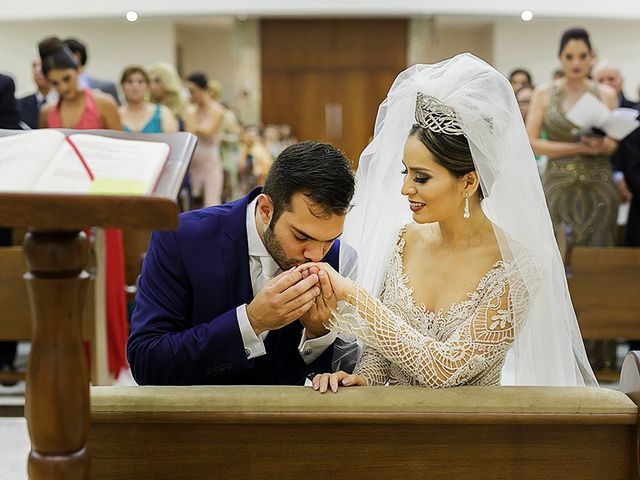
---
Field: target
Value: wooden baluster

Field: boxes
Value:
[23,230,90,479]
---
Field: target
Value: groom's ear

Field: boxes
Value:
[256,194,274,226]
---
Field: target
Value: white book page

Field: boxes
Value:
[0,130,65,191]
[34,134,170,194]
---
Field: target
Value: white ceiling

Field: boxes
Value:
[2,0,640,22]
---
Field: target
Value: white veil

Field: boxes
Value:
[339,53,597,386]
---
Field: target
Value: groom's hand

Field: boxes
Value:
[246,269,321,335]
[299,266,335,339]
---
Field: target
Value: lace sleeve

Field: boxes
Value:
[353,346,390,386]
[330,271,527,388]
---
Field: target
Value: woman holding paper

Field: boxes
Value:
[37,36,129,381]
[526,27,619,248]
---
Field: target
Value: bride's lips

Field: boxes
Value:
[409,201,425,212]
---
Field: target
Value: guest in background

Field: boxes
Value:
[278,123,297,149]
[593,62,640,109]
[16,58,57,129]
[63,37,120,104]
[148,62,191,210]
[264,124,286,159]
[38,36,127,380]
[218,101,243,202]
[526,27,619,371]
[0,72,20,382]
[0,73,20,129]
[594,61,637,206]
[509,68,533,92]
[238,125,273,192]
[516,86,533,121]
[148,62,186,127]
[184,72,224,207]
[208,78,223,103]
[39,38,120,130]
[527,27,618,247]
[613,125,640,246]
[119,66,177,134]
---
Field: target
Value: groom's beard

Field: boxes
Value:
[263,225,305,271]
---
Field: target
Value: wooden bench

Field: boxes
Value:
[88,352,640,480]
[0,237,109,385]
[568,247,640,340]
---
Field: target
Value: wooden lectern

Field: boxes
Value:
[0,129,196,479]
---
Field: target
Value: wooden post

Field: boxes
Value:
[24,230,90,479]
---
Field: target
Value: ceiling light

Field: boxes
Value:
[126,11,139,22]
[520,10,534,22]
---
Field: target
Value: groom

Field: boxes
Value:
[128,141,357,385]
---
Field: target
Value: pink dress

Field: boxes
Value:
[48,89,129,379]
[189,106,223,206]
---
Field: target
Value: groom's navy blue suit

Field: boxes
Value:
[128,188,343,385]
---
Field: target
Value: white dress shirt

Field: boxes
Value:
[235,197,336,364]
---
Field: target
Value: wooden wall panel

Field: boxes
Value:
[261,19,407,165]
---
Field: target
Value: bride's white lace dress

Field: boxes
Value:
[330,226,533,388]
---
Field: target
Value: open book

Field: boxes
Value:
[566,92,640,141]
[0,129,170,195]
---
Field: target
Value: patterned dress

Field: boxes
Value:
[329,226,532,388]
[542,85,619,246]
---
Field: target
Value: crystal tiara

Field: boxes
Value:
[415,92,465,136]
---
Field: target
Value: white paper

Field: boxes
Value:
[566,92,640,140]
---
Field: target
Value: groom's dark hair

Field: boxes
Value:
[263,141,355,224]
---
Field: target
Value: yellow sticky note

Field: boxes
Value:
[89,179,147,195]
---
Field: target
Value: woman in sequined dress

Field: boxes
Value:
[527,28,619,246]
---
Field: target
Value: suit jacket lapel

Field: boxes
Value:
[221,188,263,307]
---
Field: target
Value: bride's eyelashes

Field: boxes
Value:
[401,168,430,184]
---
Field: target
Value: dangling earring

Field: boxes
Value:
[463,193,470,219]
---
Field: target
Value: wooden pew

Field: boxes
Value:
[568,247,640,340]
[89,355,640,480]
[0,242,109,385]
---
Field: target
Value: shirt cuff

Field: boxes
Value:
[236,304,267,359]
[298,328,337,365]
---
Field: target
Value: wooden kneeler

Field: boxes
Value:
[0,243,109,385]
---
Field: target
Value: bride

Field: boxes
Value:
[304,53,596,392]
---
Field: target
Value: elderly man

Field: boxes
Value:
[594,62,640,246]
[593,62,639,109]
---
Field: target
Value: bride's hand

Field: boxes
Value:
[312,371,367,393]
[297,262,355,302]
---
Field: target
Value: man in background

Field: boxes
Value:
[594,62,639,109]
[16,58,57,129]
[594,61,639,245]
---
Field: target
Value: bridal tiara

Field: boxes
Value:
[415,92,465,136]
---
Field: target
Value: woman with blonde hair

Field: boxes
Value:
[148,62,186,122]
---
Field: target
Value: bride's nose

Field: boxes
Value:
[401,177,416,196]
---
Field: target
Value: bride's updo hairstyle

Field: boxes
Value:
[408,124,483,199]
[38,36,78,76]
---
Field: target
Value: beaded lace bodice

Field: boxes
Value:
[329,226,532,388]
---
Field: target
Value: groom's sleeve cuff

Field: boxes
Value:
[236,305,267,359]
[298,329,337,364]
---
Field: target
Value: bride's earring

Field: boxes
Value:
[463,193,470,219]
